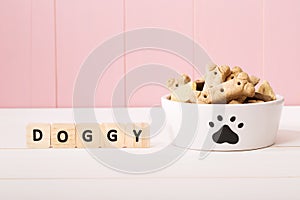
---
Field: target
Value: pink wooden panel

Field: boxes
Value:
[125,0,194,107]
[31,0,56,107]
[55,0,124,107]
[0,0,32,107]
[195,0,263,79]
[264,0,300,105]
[125,50,193,107]
[128,83,168,107]
[95,58,125,107]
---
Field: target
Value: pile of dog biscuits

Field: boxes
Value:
[166,64,276,104]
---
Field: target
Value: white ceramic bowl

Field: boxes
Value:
[161,95,284,151]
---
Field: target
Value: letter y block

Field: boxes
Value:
[125,123,150,148]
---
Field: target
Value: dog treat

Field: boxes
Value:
[170,84,194,102]
[166,74,191,91]
[236,96,247,103]
[251,92,273,102]
[226,66,260,86]
[167,74,199,103]
[187,91,201,103]
[229,100,242,104]
[249,75,260,86]
[203,64,231,90]
[198,72,255,104]
[226,66,243,81]
[166,64,276,104]
[191,78,205,91]
[257,80,276,100]
[246,99,265,103]
[227,68,259,103]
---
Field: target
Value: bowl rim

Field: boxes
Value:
[161,94,284,107]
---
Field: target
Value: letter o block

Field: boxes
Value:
[51,124,76,148]
[26,123,51,148]
[76,123,102,148]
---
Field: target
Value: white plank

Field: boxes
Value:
[279,106,300,130]
[274,129,300,147]
[0,178,299,200]
[0,147,300,179]
[275,106,300,147]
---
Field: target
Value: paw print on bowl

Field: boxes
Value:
[209,115,244,145]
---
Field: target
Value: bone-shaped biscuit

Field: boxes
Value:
[170,84,197,102]
[167,74,199,103]
[198,72,255,104]
[226,66,260,86]
[203,64,231,91]
[186,91,201,103]
[257,81,276,100]
[226,66,243,81]
[166,74,191,91]
[249,75,260,86]
[227,69,260,103]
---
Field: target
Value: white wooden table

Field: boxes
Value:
[0,107,299,200]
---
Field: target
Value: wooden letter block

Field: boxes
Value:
[76,123,102,148]
[51,124,76,148]
[124,123,135,148]
[100,123,125,148]
[26,123,51,148]
[125,123,150,148]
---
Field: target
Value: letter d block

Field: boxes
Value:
[26,123,51,148]
[76,123,102,148]
[51,124,76,148]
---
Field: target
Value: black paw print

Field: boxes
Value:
[209,115,244,144]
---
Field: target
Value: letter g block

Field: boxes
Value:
[100,123,125,148]
[75,123,102,148]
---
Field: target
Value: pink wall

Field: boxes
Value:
[0,0,299,107]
